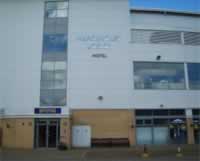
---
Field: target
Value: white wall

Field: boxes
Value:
[130,12,200,109]
[68,0,132,109]
[0,0,44,116]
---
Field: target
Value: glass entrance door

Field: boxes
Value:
[48,120,59,148]
[35,119,60,148]
[38,123,47,147]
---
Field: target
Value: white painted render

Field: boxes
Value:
[0,0,199,117]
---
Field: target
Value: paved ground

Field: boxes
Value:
[0,145,199,161]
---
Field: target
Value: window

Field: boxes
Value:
[136,110,153,116]
[40,61,66,106]
[187,63,200,90]
[43,34,67,53]
[40,89,66,106]
[45,1,68,18]
[192,109,200,116]
[41,61,66,90]
[40,1,68,106]
[134,62,186,90]
[169,109,185,116]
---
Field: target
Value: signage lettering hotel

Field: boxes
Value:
[77,34,120,49]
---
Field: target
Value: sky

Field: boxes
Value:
[130,0,200,12]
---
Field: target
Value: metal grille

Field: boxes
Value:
[184,32,200,46]
[131,29,182,44]
[131,29,200,46]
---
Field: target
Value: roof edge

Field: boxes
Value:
[130,7,200,17]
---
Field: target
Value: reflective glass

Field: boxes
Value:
[55,61,66,70]
[134,62,185,90]
[54,80,66,89]
[188,63,200,90]
[136,127,152,145]
[42,62,54,71]
[46,1,68,18]
[41,81,54,89]
[41,71,54,80]
[153,127,169,145]
[40,89,66,106]
[57,10,67,17]
[46,2,68,10]
[55,71,66,80]
[43,34,67,53]
[46,10,57,18]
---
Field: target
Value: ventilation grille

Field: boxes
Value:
[150,31,182,44]
[131,29,200,46]
[184,32,200,46]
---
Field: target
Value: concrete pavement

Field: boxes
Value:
[0,145,199,161]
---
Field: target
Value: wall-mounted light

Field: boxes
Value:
[160,104,164,108]
[97,96,104,101]
[156,55,161,61]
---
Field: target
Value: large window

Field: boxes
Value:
[45,1,68,18]
[40,1,68,106]
[43,34,67,53]
[187,63,200,90]
[134,62,186,90]
[41,61,66,90]
[136,109,187,145]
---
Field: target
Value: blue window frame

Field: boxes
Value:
[188,63,200,90]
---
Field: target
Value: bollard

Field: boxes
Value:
[176,146,183,157]
[142,144,149,158]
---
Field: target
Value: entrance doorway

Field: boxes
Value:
[35,119,60,148]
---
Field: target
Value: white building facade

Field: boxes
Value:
[0,0,199,149]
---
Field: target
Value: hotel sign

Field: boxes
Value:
[77,34,120,49]
[34,108,61,114]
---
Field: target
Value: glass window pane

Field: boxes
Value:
[55,61,66,70]
[134,62,185,90]
[57,10,67,18]
[136,110,153,116]
[43,34,67,53]
[153,110,169,116]
[46,2,68,10]
[54,80,66,89]
[40,89,66,106]
[40,90,54,106]
[57,2,68,9]
[46,2,57,10]
[193,109,200,116]
[46,10,57,18]
[53,89,66,106]
[136,127,152,145]
[144,119,152,125]
[188,63,200,90]
[41,71,54,80]
[169,110,185,116]
[55,71,66,80]
[41,80,54,89]
[55,19,68,34]
[153,119,169,125]
[153,127,169,145]
[42,62,54,71]
[136,120,143,125]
